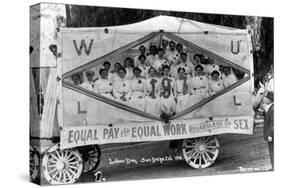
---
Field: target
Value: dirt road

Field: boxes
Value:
[78,126,272,183]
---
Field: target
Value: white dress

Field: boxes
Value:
[175,78,192,113]
[94,78,114,99]
[208,79,224,95]
[222,74,237,88]
[113,78,132,104]
[147,54,158,67]
[205,64,220,76]
[159,76,176,115]
[108,72,120,83]
[134,54,147,67]
[144,77,161,116]
[125,68,134,80]
[181,62,194,75]
[192,63,207,76]
[80,81,95,92]
[173,61,194,78]
[153,56,169,72]
[190,75,209,105]
[170,63,179,78]
[128,77,146,111]
[138,65,150,79]
[165,49,179,65]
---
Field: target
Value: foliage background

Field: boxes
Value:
[65,5,273,88]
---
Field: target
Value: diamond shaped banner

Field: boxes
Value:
[62,31,250,122]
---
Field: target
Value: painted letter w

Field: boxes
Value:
[73,39,93,56]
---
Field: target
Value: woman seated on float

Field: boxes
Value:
[124,57,134,80]
[175,67,192,113]
[108,62,122,82]
[144,67,161,116]
[134,45,147,67]
[173,52,194,79]
[190,64,209,105]
[165,41,178,65]
[208,70,224,96]
[137,54,150,79]
[222,66,238,88]
[147,45,159,67]
[192,53,206,76]
[94,68,115,99]
[204,58,220,78]
[80,70,96,92]
[153,48,169,73]
[113,67,132,104]
[71,73,83,86]
[128,67,146,111]
[159,65,177,117]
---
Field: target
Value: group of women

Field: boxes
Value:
[72,40,238,117]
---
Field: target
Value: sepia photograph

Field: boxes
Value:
[29,2,274,185]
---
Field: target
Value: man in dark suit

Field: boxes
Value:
[262,91,274,169]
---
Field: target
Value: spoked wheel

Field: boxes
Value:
[182,136,220,169]
[79,145,101,173]
[42,146,83,185]
[30,145,40,181]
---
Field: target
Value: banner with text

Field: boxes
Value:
[60,116,253,149]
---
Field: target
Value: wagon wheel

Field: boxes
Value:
[30,145,40,181]
[79,145,101,173]
[42,147,83,185]
[182,136,219,169]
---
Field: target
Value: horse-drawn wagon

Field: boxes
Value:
[30,4,254,185]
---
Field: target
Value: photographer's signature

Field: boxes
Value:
[238,166,260,173]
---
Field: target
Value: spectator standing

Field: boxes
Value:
[262,91,274,170]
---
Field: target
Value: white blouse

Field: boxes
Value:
[80,81,95,92]
[208,79,224,95]
[222,74,237,88]
[113,78,132,99]
[94,78,113,95]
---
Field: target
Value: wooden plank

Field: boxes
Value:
[38,40,63,138]
[50,48,63,137]
[37,68,50,97]
[52,103,60,137]
[30,69,40,137]
[40,67,59,138]
[56,33,64,134]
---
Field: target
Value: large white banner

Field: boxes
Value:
[60,116,253,149]
[59,19,254,149]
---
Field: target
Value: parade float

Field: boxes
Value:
[30,3,254,185]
